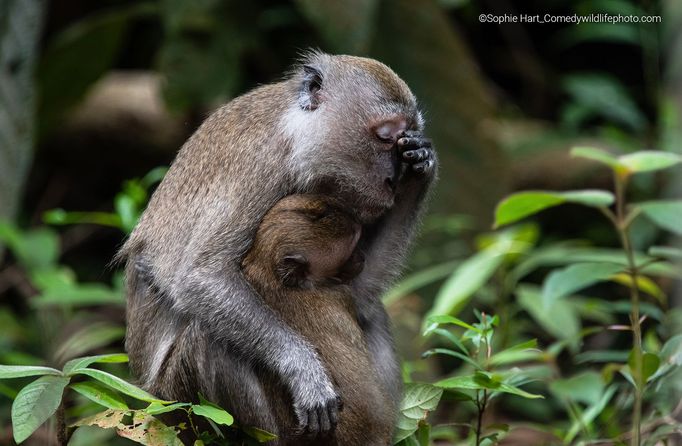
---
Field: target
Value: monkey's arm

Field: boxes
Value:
[176,267,341,432]
[354,130,436,296]
[352,131,437,401]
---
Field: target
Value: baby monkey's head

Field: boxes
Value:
[243,195,364,289]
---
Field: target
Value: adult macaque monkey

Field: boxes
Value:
[120,51,437,439]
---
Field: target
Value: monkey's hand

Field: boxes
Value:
[292,376,342,436]
[397,130,436,176]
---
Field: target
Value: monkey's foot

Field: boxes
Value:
[397,130,435,175]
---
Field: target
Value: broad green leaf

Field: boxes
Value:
[494,190,614,228]
[435,373,543,399]
[649,246,682,262]
[618,151,682,174]
[71,368,169,403]
[489,339,542,366]
[63,354,128,376]
[642,353,661,383]
[192,394,233,426]
[393,383,442,443]
[629,350,660,387]
[54,324,125,364]
[12,375,70,443]
[426,248,505,321]
[145,402,190,415]
[549,371,604,406]
[638,200,682,236]
[610,273,666,304]
[542,262,623,306]
[565,386,617,443]
[33,283,123,307]
[517,285,580,343]
[571,146,620,169]
[383,260,460,305]
[12,228,60,270]
[71,381,128,410]
[0,365,62,379]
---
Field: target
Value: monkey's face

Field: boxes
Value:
[246,195,364,289]
[286,53,424,223]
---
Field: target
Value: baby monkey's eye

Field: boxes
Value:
[300,203,329,221]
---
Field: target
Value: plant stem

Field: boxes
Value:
[613,174,643,446]
[56,398,67,446]
[474,390,488,446]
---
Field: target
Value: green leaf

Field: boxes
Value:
[42,209,122,228]
[63,354,128,376]
[610,273,666,304]
[33,283,123,307]
[71,368,169,403]
[435,373,543,399]
[0,365,62,379]
[144,402,190,415]
[542,262,624,306]
[571,146,620,169]
[393,383,442,443]
[618,151,682,174]
[549,371,604,406]
[192,394,233,426]
[383,260,460,305]
[649,246,682,262]
[517,285,580,343]
[54,324,125,364]
[489,339,542,366]
[424,315,479,334]
[565,386,617,443]
[638,200,682,236]
[12,228,60,270]
[426,248,505,320]
[12,375,70,443]
[494,190,614,228]
[71,381,128,410]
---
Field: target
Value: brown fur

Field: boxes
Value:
[241,195,394,445]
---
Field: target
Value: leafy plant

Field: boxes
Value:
[0,354,247,445]
[494,147,682,445]
[395,312,544,446]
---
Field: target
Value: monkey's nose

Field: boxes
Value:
[373,117,407,146]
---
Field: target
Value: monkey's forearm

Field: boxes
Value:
[172,269,333,393]
[355,175,434,296]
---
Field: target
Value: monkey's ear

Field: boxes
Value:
[299,65,323,111]
[276,254,310,288]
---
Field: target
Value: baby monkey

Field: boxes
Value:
[241,194,395,446]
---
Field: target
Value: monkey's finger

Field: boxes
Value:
[402,148,431,163]
[296,409,309,432]
[398,136,432,149]
[329,404,339,427]
[412,159,435,174]
[402,129,423,138]
[318,405,331,433]
[307,409,320,434]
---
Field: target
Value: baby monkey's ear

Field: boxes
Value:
[277,254,310,288]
